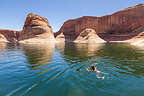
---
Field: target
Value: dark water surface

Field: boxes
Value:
[0,42,144,96]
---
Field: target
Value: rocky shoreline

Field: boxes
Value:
[1,4,144,45]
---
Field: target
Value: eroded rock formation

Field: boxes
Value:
[1,4,144,44]
[74,28,106,43]
[0,13,56,43]
[18,13,56,42]
[55,4,144,42]
[0,34,7,42]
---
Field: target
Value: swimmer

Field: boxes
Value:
[87,65,101,73]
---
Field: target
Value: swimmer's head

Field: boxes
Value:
[89,66,95,71]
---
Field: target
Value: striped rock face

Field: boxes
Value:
[0,29,19,42]
[55,4,144,42]
[18,13,56,42]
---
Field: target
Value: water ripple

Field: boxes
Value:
[1,43,144,96]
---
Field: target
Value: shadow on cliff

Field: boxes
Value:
[97,26,144,42]
[97,32,142,42]
[54,31,79,42]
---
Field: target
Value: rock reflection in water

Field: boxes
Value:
[0,43,7,51]
[22,43,55,74]
[56,43,144,78]
[56,43,104,63]
[56,43,106,79]
[0,43,19,51]
[95,43,144,78]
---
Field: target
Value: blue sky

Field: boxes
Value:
[0,0,144,32]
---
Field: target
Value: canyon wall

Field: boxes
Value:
[0,29,20,42]
[56,4,144,42]
[1,4,144,43]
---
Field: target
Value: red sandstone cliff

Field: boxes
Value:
[0,29,20,42]
[1,4,144,43]
[55,4,144,42]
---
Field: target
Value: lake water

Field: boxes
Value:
[0,42,144,96]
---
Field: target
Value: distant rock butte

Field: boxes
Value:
[55,4,144,42]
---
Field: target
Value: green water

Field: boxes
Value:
[0,42,144,96]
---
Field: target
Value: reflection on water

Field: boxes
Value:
[1,43,144,96]
[56,43,144,78]
[95,44,144,78]
[22,43,55,74]
[0,43,7,50]
[56,43,106,79]
[56,43,103,63]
